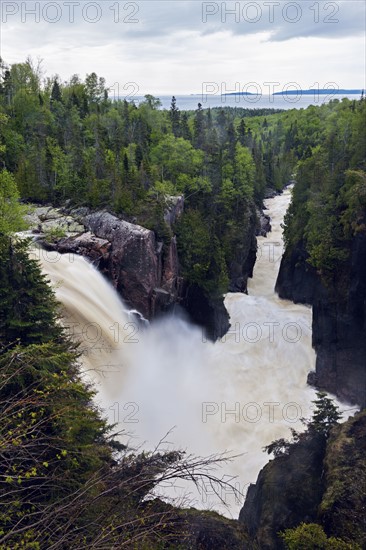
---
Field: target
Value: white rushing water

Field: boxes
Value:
[35,187,354,517]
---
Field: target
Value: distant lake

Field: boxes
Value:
[129,93,362,111]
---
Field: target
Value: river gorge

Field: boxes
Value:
[35,187,355,519]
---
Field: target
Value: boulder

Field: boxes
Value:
[43,232,111,264]
[23,205,85,236]
[38,207,63,221]
[256,209,272,237]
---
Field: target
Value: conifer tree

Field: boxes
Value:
[194,103,205,149]
[169,95,181,137]
[50,79,63,104]
[237,118,247,146]
[181,112,191,141]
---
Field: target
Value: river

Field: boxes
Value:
[36,187,353,517]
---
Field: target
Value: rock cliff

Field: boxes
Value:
[228,206,258,293]
[239,410,366,549]
[32,200,258,340]
[44,211,182,320]
[239,432,326,549]
[276,232,366,408]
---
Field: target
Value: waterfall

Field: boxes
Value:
[36,187,355,517]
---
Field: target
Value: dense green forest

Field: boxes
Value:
[1,57,365,548]
[282,97,366,280]
[2,57,364,297]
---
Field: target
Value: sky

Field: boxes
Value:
[1,0,365,95]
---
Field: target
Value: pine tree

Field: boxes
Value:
[194,103,205,149]
[309,391,342,437]
[0,69,13,106]
[181,112,191,141]
[0,169,26,235]
[237,118,247,146]
[227,121,237,162]
[217,109,228,145]
[169,95,181,137]
[0,237,62,347]
[50,79,63,104]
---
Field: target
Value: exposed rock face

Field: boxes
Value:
[174,509,250,549]
[239,411,366,549]
[228,206,258,293]
[164,195,184,227]
[83,212,181,319]
[182,284,230,341]
[24,205,85,235]
[37,208,182,321]
[239,433,326,549]
[264,188,278,199]
[256,208,272,237]
[320,410,366,546]
[44,232,111,263]
[276,234,366,408]
[32,197,258,341]
[275,240,319,304]
[144,500,250,549]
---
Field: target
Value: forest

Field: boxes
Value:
[0,57,365,549]
[1,58,364,298]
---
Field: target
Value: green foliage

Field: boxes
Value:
[2,56,364,320]
[281,523,361,550]
[1,56,308,303]
[176,209,228,295]
[0,170,27,235]
[150,134,203,189]
[264,392,341,456]
[281,99,366,280]
[263,428,300,457]
[0,237,62,346]
[0,236,111,546]
[309,391,342,437]
[340,170,366,236]
[234,143,255,199]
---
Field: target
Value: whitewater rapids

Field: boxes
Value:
[35,187,354,517]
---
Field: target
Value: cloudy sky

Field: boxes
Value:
[1,0,365,95]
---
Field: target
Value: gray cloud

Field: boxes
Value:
[2,1,364,47]
[1,0,364,92]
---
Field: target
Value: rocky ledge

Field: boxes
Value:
[36,208,182,321]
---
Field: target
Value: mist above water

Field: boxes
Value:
[37,188,353,517]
